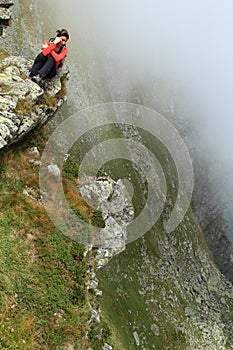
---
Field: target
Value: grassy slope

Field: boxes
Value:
[0,126,110,350]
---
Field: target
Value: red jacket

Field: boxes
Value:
[41,40,68,67]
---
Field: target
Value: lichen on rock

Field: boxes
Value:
[0,7,11,21]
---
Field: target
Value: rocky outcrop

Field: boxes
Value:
[0,52,68,150]
[79,175,134,347]
[79,175,134,267]
[0,0,13,36]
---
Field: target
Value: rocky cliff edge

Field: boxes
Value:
[0,49,69,150]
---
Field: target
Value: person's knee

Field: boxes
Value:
[38,53,47,61]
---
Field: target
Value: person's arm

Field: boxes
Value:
[50,47,68,64]
[41,40,56,56]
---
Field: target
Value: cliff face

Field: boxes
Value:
[191,161,233,283]
[0,51,69,150]
[97,177,233,350]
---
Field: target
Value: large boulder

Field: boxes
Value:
[0,51,69,149]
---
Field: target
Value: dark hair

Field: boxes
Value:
[56,28,69,40]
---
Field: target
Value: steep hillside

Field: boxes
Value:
[95,131,233,350]
[1,121,232,350]
[0,126,111,350]
[98,212,233,349]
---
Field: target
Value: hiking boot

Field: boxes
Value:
[31,74,42,85]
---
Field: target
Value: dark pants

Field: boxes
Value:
[30,53,57,79]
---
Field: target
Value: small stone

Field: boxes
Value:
[47,164,61,178]
[33,160,41,166]
[95,289,103,296]
[88,279,98,290]
[0,7,11,20]
[133,331,140,346]
[151,323,160,336]
[90,308,100,323]
[22,189,29,196]
[28,146,40,156]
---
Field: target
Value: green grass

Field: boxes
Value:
[0,126,111,349]
[97,224,192,350]
[0,228,87,348]
[0,48,10,61]
[0,185,89,349]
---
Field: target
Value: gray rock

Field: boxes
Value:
[47,164,61,178]
[95,289,103,296]
[89,307,100,323]
[22,186,42,202]
[79,176,134,268]
[151,323,160,336]
[0,7,11,20]
[34,160,41,166]
[88,279,98,290]
[133,331,140,346]
[28,146,40,157]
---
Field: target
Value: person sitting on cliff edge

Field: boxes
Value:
[29,28,69,84]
